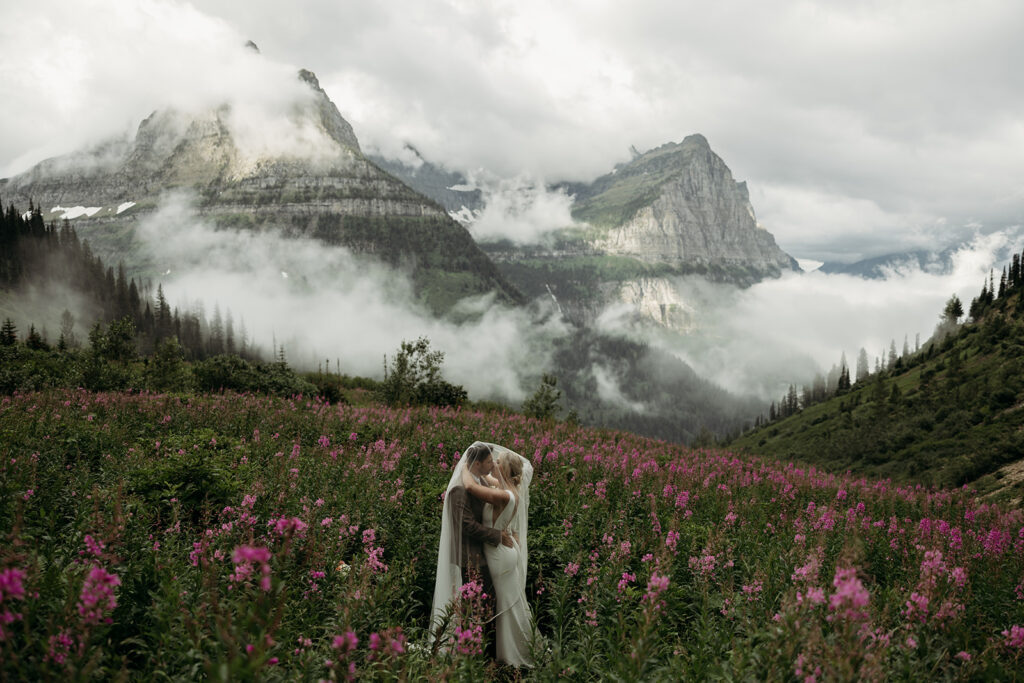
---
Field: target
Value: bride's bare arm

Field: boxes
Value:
[461,468,511,506]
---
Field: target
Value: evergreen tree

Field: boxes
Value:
[888,340,898,369]
[25,324,47,350]
[943,294,964,323]
[155,284,172,341]
[522,373,562,420]
[59,309,77,349]
[225,309,236,355]
[0,318,17,346]
[837,364,851,393]
[856,348,870,383]
[208,303,225,356]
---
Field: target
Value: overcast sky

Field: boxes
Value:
[2,0,1022,263]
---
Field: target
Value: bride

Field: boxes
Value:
[431,442,535,667]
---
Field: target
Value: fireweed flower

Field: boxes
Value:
[666,530,680,554]
[231,545,272,591]
[46,630,74,665]
[454,625,483,655]
[0,567,26,602]
[1002,624,1024,649]
[78,565,121,625]
[332,630,359,651]
[827,567,870,622]
[459,580,483,601]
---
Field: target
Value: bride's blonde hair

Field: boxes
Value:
[499,452,523,487]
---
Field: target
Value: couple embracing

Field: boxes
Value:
[430,442,535,667]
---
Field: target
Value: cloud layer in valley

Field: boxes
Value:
[134,192,566,402]
[617,230,1023,403]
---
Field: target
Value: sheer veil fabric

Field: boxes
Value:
[430,441,533,640]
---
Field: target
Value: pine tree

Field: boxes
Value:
[837,364,851,393]
[208,303,225,356]
[856,348,870,383]
[155,284,172,341]
[59,309,77,349]
[25,324,47,350]
[0,318,17,346]
[225,309,236,355]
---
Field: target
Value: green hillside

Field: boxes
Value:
[731,283,1024,501]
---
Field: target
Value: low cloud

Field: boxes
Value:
[466,175,576,244]
[592,364,645,412]
[633,230,1021,403]
[136,192,567,402]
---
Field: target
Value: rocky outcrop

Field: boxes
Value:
[571,135,797,279]
[611,277,699,331]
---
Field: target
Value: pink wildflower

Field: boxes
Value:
[78,565,120,625]
[827,567,870,622]
[0,568,26,602]
[332,630,359,651]
[1002,624,1024,649]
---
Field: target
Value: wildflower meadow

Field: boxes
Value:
[1,387,1023,680]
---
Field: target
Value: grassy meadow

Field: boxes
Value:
[1,387,1023,680]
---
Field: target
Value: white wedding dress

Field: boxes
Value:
[483,491,534,667]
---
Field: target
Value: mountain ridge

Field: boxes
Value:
[1,70,520,312]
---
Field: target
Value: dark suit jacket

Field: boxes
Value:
[448,485,501,570]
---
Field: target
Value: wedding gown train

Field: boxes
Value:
[483,491,534,667]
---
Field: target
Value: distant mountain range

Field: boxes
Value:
[820,227,1024,279]
[0,70,519,313]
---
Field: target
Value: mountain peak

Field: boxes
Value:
[298,68,322,91]
[681,133,709,148]
[569,135,797,280]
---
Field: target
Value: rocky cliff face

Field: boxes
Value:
[571,135,796,277]
[0,70,519,311]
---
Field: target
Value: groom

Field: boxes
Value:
[448,442,513,658]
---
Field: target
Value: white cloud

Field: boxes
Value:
[646,230,1019,401]
[135,192,567,402]
[467,175,576,243]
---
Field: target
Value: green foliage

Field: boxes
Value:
[90,316,138,362]
[193,354,317,397]
[733,312,1024,495]
[522,373,562,421]
[379,337,466,407]
[1,317,18,345]
[145,337,192,392]
[127,432,241,525]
